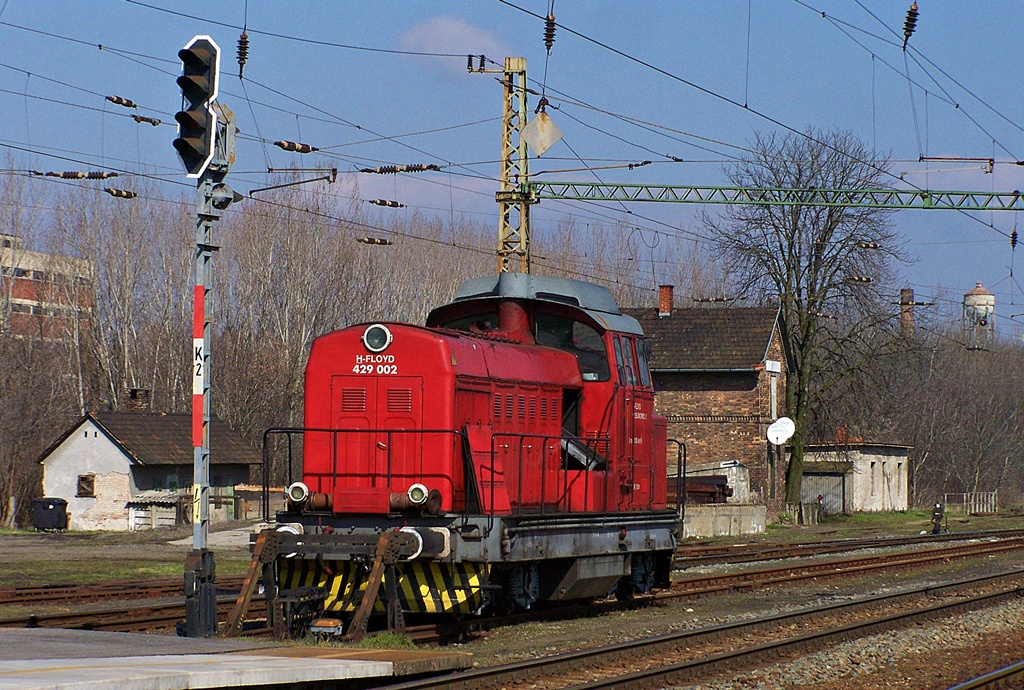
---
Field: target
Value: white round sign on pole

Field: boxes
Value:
[767,417,795,445]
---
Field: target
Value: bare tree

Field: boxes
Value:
[704,129,905,506]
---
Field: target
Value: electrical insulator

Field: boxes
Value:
[104,188,137,199]
[857,242,880,249]
[902,2,918,51]
[466,55,474,72]
[478,55,486,71]
[132,115,161,126]
[46,171,118,179]
[237,30,249,78]
[106,95,137,109]
[357,237,393,245]
[368,199,405,207]
[851,276,873,283]
[274,140,318,154]
[544,13,556,53]
[359,164,440,174]
[1012,229,1018,249]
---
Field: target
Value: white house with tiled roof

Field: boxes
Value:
[38,412,259,530]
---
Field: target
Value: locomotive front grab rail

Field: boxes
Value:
[261,427,652,521]
[261,427,467,522]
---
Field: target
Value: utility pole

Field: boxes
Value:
[174,35,241,638]
[471,57,532,273]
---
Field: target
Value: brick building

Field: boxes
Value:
[0,233,93,338]
[624,286,789,507]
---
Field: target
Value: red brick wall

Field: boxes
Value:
[652,323,788,510]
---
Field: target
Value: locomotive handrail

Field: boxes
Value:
[261,426,655,522]
[491,431,612,517]
[260,427,467,522]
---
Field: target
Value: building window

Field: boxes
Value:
[870,462,877,496]
[76,474,96,497]
[152,477,162,491]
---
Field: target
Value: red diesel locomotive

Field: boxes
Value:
[264,273,679,632]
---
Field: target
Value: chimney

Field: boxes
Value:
[899,288,915,340]
[124,388,152,412]
[658,285,674,317]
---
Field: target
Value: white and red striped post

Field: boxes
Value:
[186,175,218,637]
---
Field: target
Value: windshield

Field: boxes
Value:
[535,313,610,382]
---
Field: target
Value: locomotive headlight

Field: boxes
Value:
[362,324,393,353]
[407,483,429,505]
[286,482,309,505]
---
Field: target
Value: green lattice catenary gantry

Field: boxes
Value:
[527,182,1024,211]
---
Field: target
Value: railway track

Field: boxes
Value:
[0,575,247,605]
[0,595,262,633]
[3,528,1015,609]
[950,659,1024,689]
[394,533,1024,644]
[673,527,1024,567]
[4,531,1023,638]
[378,568,1024,689]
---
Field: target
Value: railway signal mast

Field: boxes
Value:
[173,35,241,638]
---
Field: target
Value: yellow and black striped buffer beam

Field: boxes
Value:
[278,559,488,614]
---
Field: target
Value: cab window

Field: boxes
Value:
[612,337,625,383]
[637,339,652,387]
[618,336,638,385]
[535,312,610,381]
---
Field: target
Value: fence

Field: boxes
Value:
[943,491,998,515]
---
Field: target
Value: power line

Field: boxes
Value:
[123,0,503,64]
[495,0,1013,242]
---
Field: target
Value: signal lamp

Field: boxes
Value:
[286,482,309,505]
[173,36,220,178]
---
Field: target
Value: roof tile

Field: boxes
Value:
[622,307,779,370]
[92,412,260,466]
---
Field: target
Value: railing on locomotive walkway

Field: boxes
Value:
[259,427,618,522]
[260,427,465,522]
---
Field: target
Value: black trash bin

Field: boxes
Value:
[32,497,68,531]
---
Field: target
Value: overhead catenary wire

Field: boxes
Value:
[498,1,1014,240]
[122,0,503,65]
[4,0,1019,268]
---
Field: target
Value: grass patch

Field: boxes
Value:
[0,558,253,587]
[352,632,418,650]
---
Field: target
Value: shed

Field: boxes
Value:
[800,443,911,514]
[38,412,260,531]
[127,490,184,530]
[801,461,854,515]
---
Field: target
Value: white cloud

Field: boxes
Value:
[400,16,509,77]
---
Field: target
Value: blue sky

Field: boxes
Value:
[2,1,1023,337]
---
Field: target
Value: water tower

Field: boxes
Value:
[963,282,995,342]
